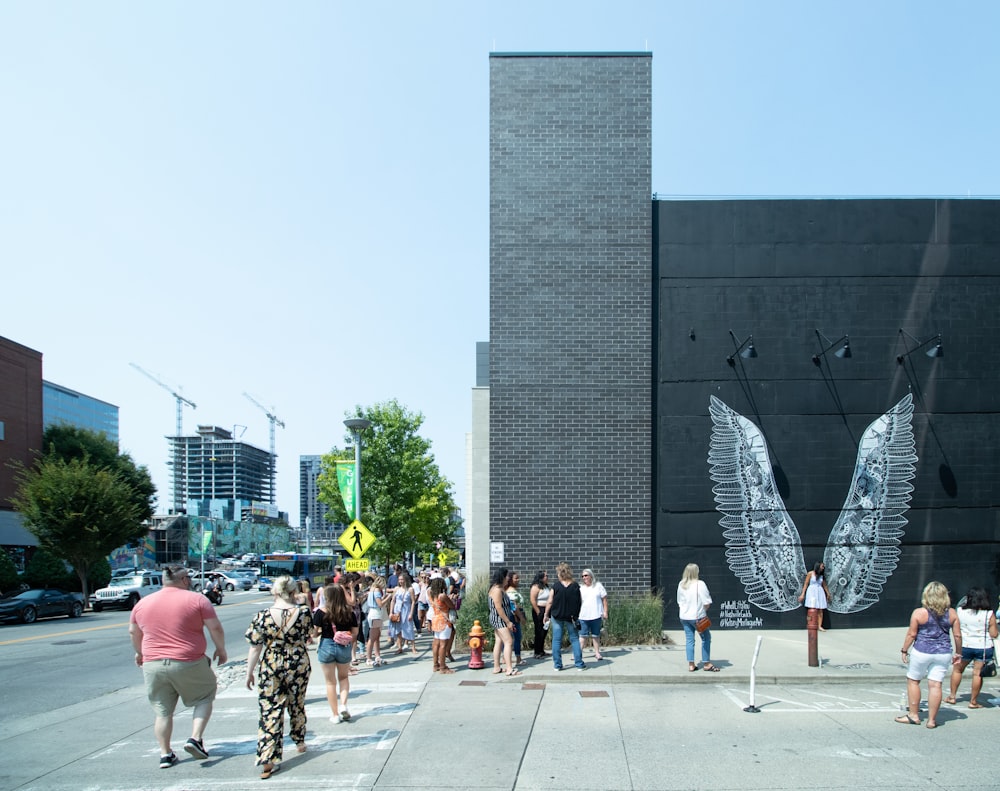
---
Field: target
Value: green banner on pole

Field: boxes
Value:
[202,530,213,552]
[336,461,355,521]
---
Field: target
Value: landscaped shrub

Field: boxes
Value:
[453,577,664,650]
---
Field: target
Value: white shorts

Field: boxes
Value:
[907,648,951,683]
[434,626,452,640]
[367,609,385,625]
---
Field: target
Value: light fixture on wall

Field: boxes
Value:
[896,330,943,364]
[726,330,757,367]
[811,330,852,366]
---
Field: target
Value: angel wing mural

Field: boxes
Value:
[708,395,916,614]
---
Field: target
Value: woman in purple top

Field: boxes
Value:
[896,581,960,729]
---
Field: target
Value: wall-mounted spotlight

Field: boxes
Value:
[896,329,943,364]
[726,330,757,367]
[811,330,852,366]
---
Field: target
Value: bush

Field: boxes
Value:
[23,548,75,590]
[454,578,664,650]
[454,575,492,649]
[603,590,664,645]
[0,550,19,593]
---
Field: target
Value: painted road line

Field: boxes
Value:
[719,685,902,712]
[0,621,127,645]
[0,597,261,646]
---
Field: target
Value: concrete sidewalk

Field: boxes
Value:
[5,625,928,791]
[604,625,906,683]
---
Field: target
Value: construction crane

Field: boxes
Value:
[129,362,197,436]
[243,392,285,504]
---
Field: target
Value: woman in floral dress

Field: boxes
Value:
[245,575,313,779]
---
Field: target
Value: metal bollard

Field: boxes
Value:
[806,607,820,667]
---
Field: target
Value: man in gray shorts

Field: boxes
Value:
[129,565,228,769]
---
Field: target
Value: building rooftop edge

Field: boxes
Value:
[652,194,1000,201]
[490,51,651,58]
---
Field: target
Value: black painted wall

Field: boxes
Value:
[655,198,1000,628]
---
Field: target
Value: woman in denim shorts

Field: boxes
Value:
[312,584,359,724]
[578,568,608,661]
[946,586,999,708]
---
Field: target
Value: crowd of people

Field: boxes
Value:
[126,560,613,777]
[127,559,999,779]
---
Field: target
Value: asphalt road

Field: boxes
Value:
[0,589,268,719]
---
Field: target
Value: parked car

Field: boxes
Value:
[110,566,149,579]
[191,571,252,592]
[0,589,85,623]
[90,570,163,611]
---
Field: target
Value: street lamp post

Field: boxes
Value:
[208,438,217,574]
[305,516,311,554]
[343,418,372,522]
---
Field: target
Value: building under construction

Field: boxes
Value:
[168,425,275,515]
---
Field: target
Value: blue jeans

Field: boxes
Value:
[512,622,522,658]
[681,619,711,663]
[550,618,584,669]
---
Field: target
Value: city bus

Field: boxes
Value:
[257,553,340,591]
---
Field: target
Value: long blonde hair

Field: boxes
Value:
[680,563,700,590]
[921,581,950,616]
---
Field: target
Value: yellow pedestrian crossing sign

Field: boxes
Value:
[338,520,376,560]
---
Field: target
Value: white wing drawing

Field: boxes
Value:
[824,394,916,613]
[708,396,806,611]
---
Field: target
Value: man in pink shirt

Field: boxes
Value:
[129,564,228,769]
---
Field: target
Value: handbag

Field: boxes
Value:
[333,628,353,646]
[696,616,711,633]
[981,616,997,677]
[389,611,401,623]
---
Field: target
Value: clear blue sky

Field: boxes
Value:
[3,2,998,527]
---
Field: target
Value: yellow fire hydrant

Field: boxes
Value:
[468,619,487,669]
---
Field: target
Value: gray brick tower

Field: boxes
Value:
[488,53,652,593]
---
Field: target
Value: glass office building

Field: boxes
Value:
[42,381,119,445]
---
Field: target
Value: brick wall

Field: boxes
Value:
[0,337,43,510]
[489,53,652,593]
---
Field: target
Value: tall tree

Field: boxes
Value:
[318,400,459,567]
[41,425,155,523]
[11,427,155,601]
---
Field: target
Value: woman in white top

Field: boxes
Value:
[946,586,998,708]
[529,570,551,659]
[363,576,392,666]
[797,561,832,631]
[578,568,609,660]
[677,563,718,672]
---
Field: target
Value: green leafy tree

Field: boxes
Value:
[41,425,156,523]
[318,400,460,567]
[88,557,112,592]
[0,551,19,593]
[11,457,148,601]
[23,547,74,590]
